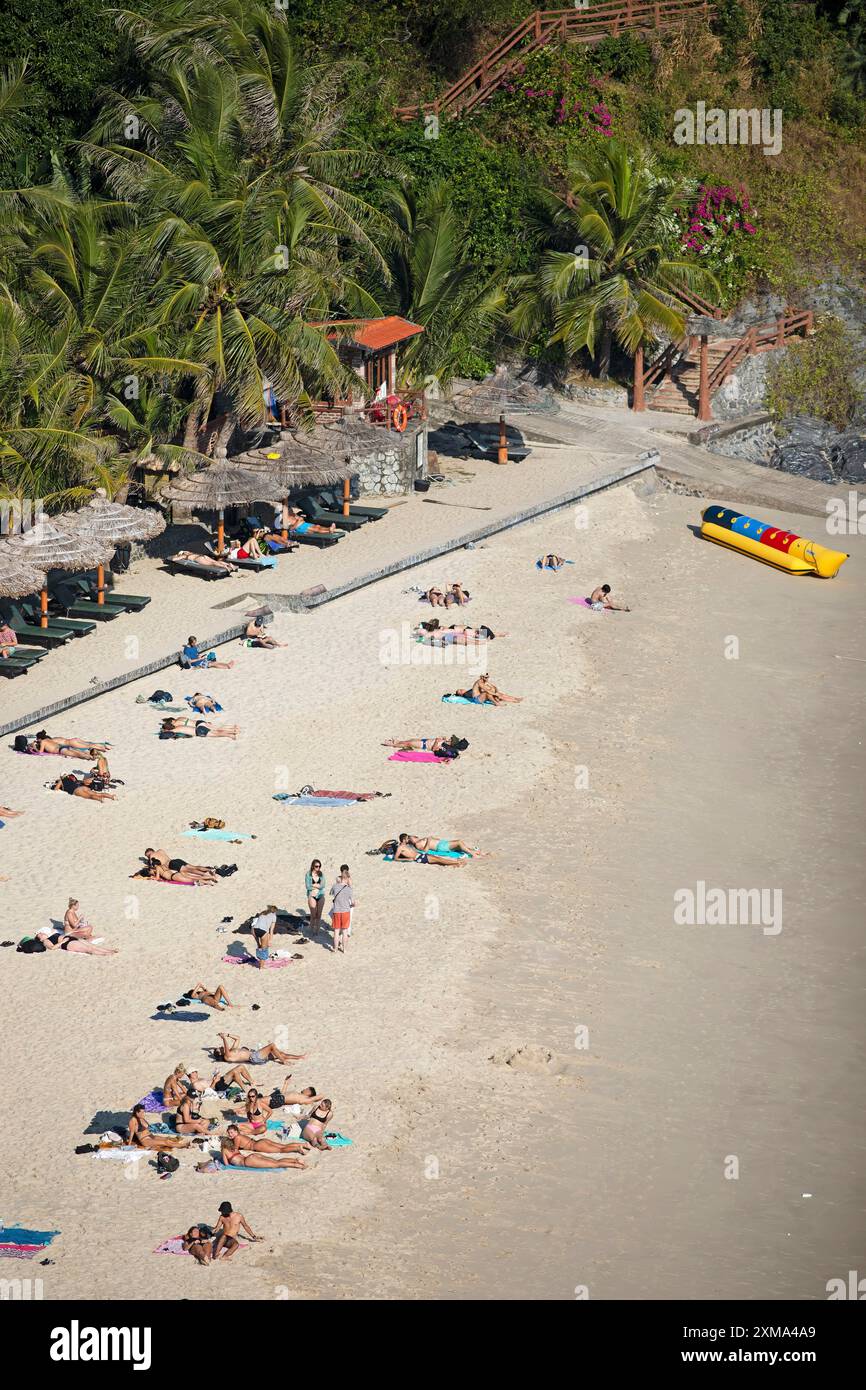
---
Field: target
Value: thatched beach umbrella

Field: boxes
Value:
[162,454,279,555]
[68,495,166,603]
[0,548,46,601]
[234,431,353,533]
[5,516,114,626]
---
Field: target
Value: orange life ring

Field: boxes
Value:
[391,403,409,433]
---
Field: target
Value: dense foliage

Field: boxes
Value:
[766,316,865,431]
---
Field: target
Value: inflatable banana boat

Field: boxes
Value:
[700,505,848,578]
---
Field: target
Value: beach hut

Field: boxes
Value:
[4,516,115,627]
[67,494,166,603]
[161,452,280,555]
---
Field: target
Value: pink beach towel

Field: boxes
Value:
[388,750,448,764]
[222,952,295,969]
[567,597,611,611]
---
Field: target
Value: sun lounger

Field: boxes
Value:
[0,604,74,648]
[50,582,122,620]
[17,601,95,637]
[286,528,341,548]
[204,543,275,571]
[166,556,231,580]
[320,488,387,520]
[74,576,151,610]
[0,657,33,677]
[304,497,366,531]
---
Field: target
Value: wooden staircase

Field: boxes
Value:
[647,339,738,414]
[395,1,714,122]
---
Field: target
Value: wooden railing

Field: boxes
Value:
[292,391,428,430]
[706,310,813,396]
[674,287,724,320]
[395,1,714,120]
[643,336,687,391]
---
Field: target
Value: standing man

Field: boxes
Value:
[251,904,278,969]
[329,865,355,956]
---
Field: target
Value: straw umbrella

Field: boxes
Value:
[161,452,279,555]
[4,517,115,627]
[0,549,46,602]
[233,431,353,536]
[68,495,166,604]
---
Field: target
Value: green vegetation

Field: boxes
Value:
[766,315,865,431]
[0,1,864,508]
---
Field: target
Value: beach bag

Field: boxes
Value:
[149,689,173,704]
[156,1153,180,1175]
[203,817,225,829]
[17,935,46,953]
[269,1089,286,1109]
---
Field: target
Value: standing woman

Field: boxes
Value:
[305,859,325,934]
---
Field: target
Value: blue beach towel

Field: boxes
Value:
[323,1132,353,1147]
[441,695,494,708]
[213,1162,286,1174]
[0,1226,58,1247]
[183,828,254,841]
[384,849,468,862]
[535,558,574,570]
[273,794,357,808]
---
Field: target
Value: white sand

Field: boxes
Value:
[1,481,863,1300]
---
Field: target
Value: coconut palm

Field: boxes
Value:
[84,1,398,447]
[367,182,506,390]
[511,141,720,379]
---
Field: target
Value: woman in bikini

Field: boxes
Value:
[216,1032,307,1066]
[51,773,116,802]
[127,1103,190,1151]
[287,506,337,536]
[225,1123,309,1156]
[185,982,233,1010]
[219,1133,307,1170]
[382,735,469,755]
[62,898,95,940]
[131,863,207,886]
[0,805,23,817]
[42,932,118,955]
[305,858,325,933]
[32,731,111,756]
[182,1226,213,1265]
[301,1099,334,1150]
[454,674,522,705]
[162,1064,189,1108]
[237,1089,272,1138]
[375,837,466,868]
[408,835,490,858]
[188,692,219,714]
[175,1090,212,1136]
[174,549,237,573]
[140,849,220,884]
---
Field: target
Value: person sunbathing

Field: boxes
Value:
[27,731,110,757]
[415,622,507,644]
[244,616,286,648]
[0,805,23,817]
[181,637,235,670]
[538,554,571,571]
[175,1090,212,1136]
[273,1081,327,1108]
[163,1064,190,1108]
[447,582,471,606]
[0,621,19,658]
[216,1032,306,1066]
[184,982,233,1011]
[408,834,490,858]
[228,532,268,561]
[127,1103,191,1151]
[383,735,469,754]
[160,716,240,740]
[131,862,207,885]
[286,506,338,535]
[375,837,466,867]
[237,1089,271,1137]
[62,898,95,940]
[174,550,237,574]
[182,1225,213,1265]
[218,1134,307,1170]
[50,773,115,802]
[453,674,522,705]
[225,1123,309,1157]
[188,692,219,713]
[587,583,630,611]
[142,849,222,882]
[301,1099,335,1150]
[208,1065,255,1094]
[41,932,118,955]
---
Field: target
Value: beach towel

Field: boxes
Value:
[0,1225,59,1260]
[273,794,357,808]
[441,695,494,707]
[323,1132,353,1147]
[154,1234,248,1255]
[222,952,295,969]
[211,1162,286,1174]
[567,597,611,611]
[185,695,223,712]
[91,1147,144,1165]
[183,828,253,841]
[151,1009,211,1023]
[384,848,468,862]
[388,750,448,764]
[135,1089,165,1113]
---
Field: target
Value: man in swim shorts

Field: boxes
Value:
[587,584,630,611]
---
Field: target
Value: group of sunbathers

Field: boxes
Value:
[383,735,469,758]
[446,673,522,705]
[29,897,119,954]
[170,506,344,575]
[373,833,490,866]
[131,847,238,884]
[414,620,507,644]
[422,583,470,607]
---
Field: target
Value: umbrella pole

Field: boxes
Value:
[40,586,49,629]
[217,510,225,557]
[498,414,508,465]
[343,477,350,518]
[96,562,105,605]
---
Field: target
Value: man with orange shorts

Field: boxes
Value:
[329,865,355,956]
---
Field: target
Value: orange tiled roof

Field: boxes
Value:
[310,316,424,351]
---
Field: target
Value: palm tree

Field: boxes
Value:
[368,182,506,391]
[84,1,398,447]
[512,141,719,380]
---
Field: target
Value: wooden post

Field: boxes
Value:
[342,477,351,518]
[498,415,508,464]
[40,586,49,629]
[747,327,757,355]
[697,334,711,421]
[96,562,105,605]
[534,11,542,40]
[776,313,785,347]
[633,343,645,411]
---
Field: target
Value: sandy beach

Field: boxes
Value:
[1,479,864,1301]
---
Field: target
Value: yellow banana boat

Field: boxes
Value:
[700,505,848,578]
